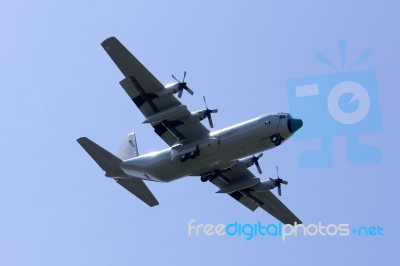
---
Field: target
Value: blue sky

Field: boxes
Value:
[1,1,398,265]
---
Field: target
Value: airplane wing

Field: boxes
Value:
[209,165,302,225]
[101,37,210,146]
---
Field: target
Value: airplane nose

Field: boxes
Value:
[287,118,303,133]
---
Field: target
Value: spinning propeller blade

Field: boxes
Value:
[274,166,288,196]
[172,71,194,98]
[251,153,263,174]
[203,96,218,128]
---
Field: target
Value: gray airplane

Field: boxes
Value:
[78,37,304,225]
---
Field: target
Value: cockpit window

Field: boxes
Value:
[278,112,290,119]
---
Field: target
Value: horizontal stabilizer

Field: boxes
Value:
[216,178,260,193]
[77,137,159,207]
[77,137,125,177]
[116,178,159,207]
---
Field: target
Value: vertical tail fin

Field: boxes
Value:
[117,132,139,160]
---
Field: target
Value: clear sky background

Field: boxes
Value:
[1,1,398,265]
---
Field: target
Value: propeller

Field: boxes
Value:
[202,96,218,128]
[251,153,263,174]
[172,71,194,98]
[274,166,288,196]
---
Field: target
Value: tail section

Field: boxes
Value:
[77,135,159,207]
[117,132,138,160]
[77,137,126,177]
[116,179,159,207]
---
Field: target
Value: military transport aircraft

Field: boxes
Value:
[78,37,304,225]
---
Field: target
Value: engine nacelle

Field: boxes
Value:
[251,179,276,192]
[170,110,208,125]
[237,156,255,168]
[156,83,181,97]
[190,110,208,122]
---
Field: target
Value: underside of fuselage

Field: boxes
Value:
[119,113,302,182]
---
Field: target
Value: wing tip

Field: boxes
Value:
[289,219,303,226]
[76,136,87,144]
[101,36,118,48]
[149,201,160,207]
[77,137,93,148]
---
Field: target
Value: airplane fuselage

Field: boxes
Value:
[120,112,302,182]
